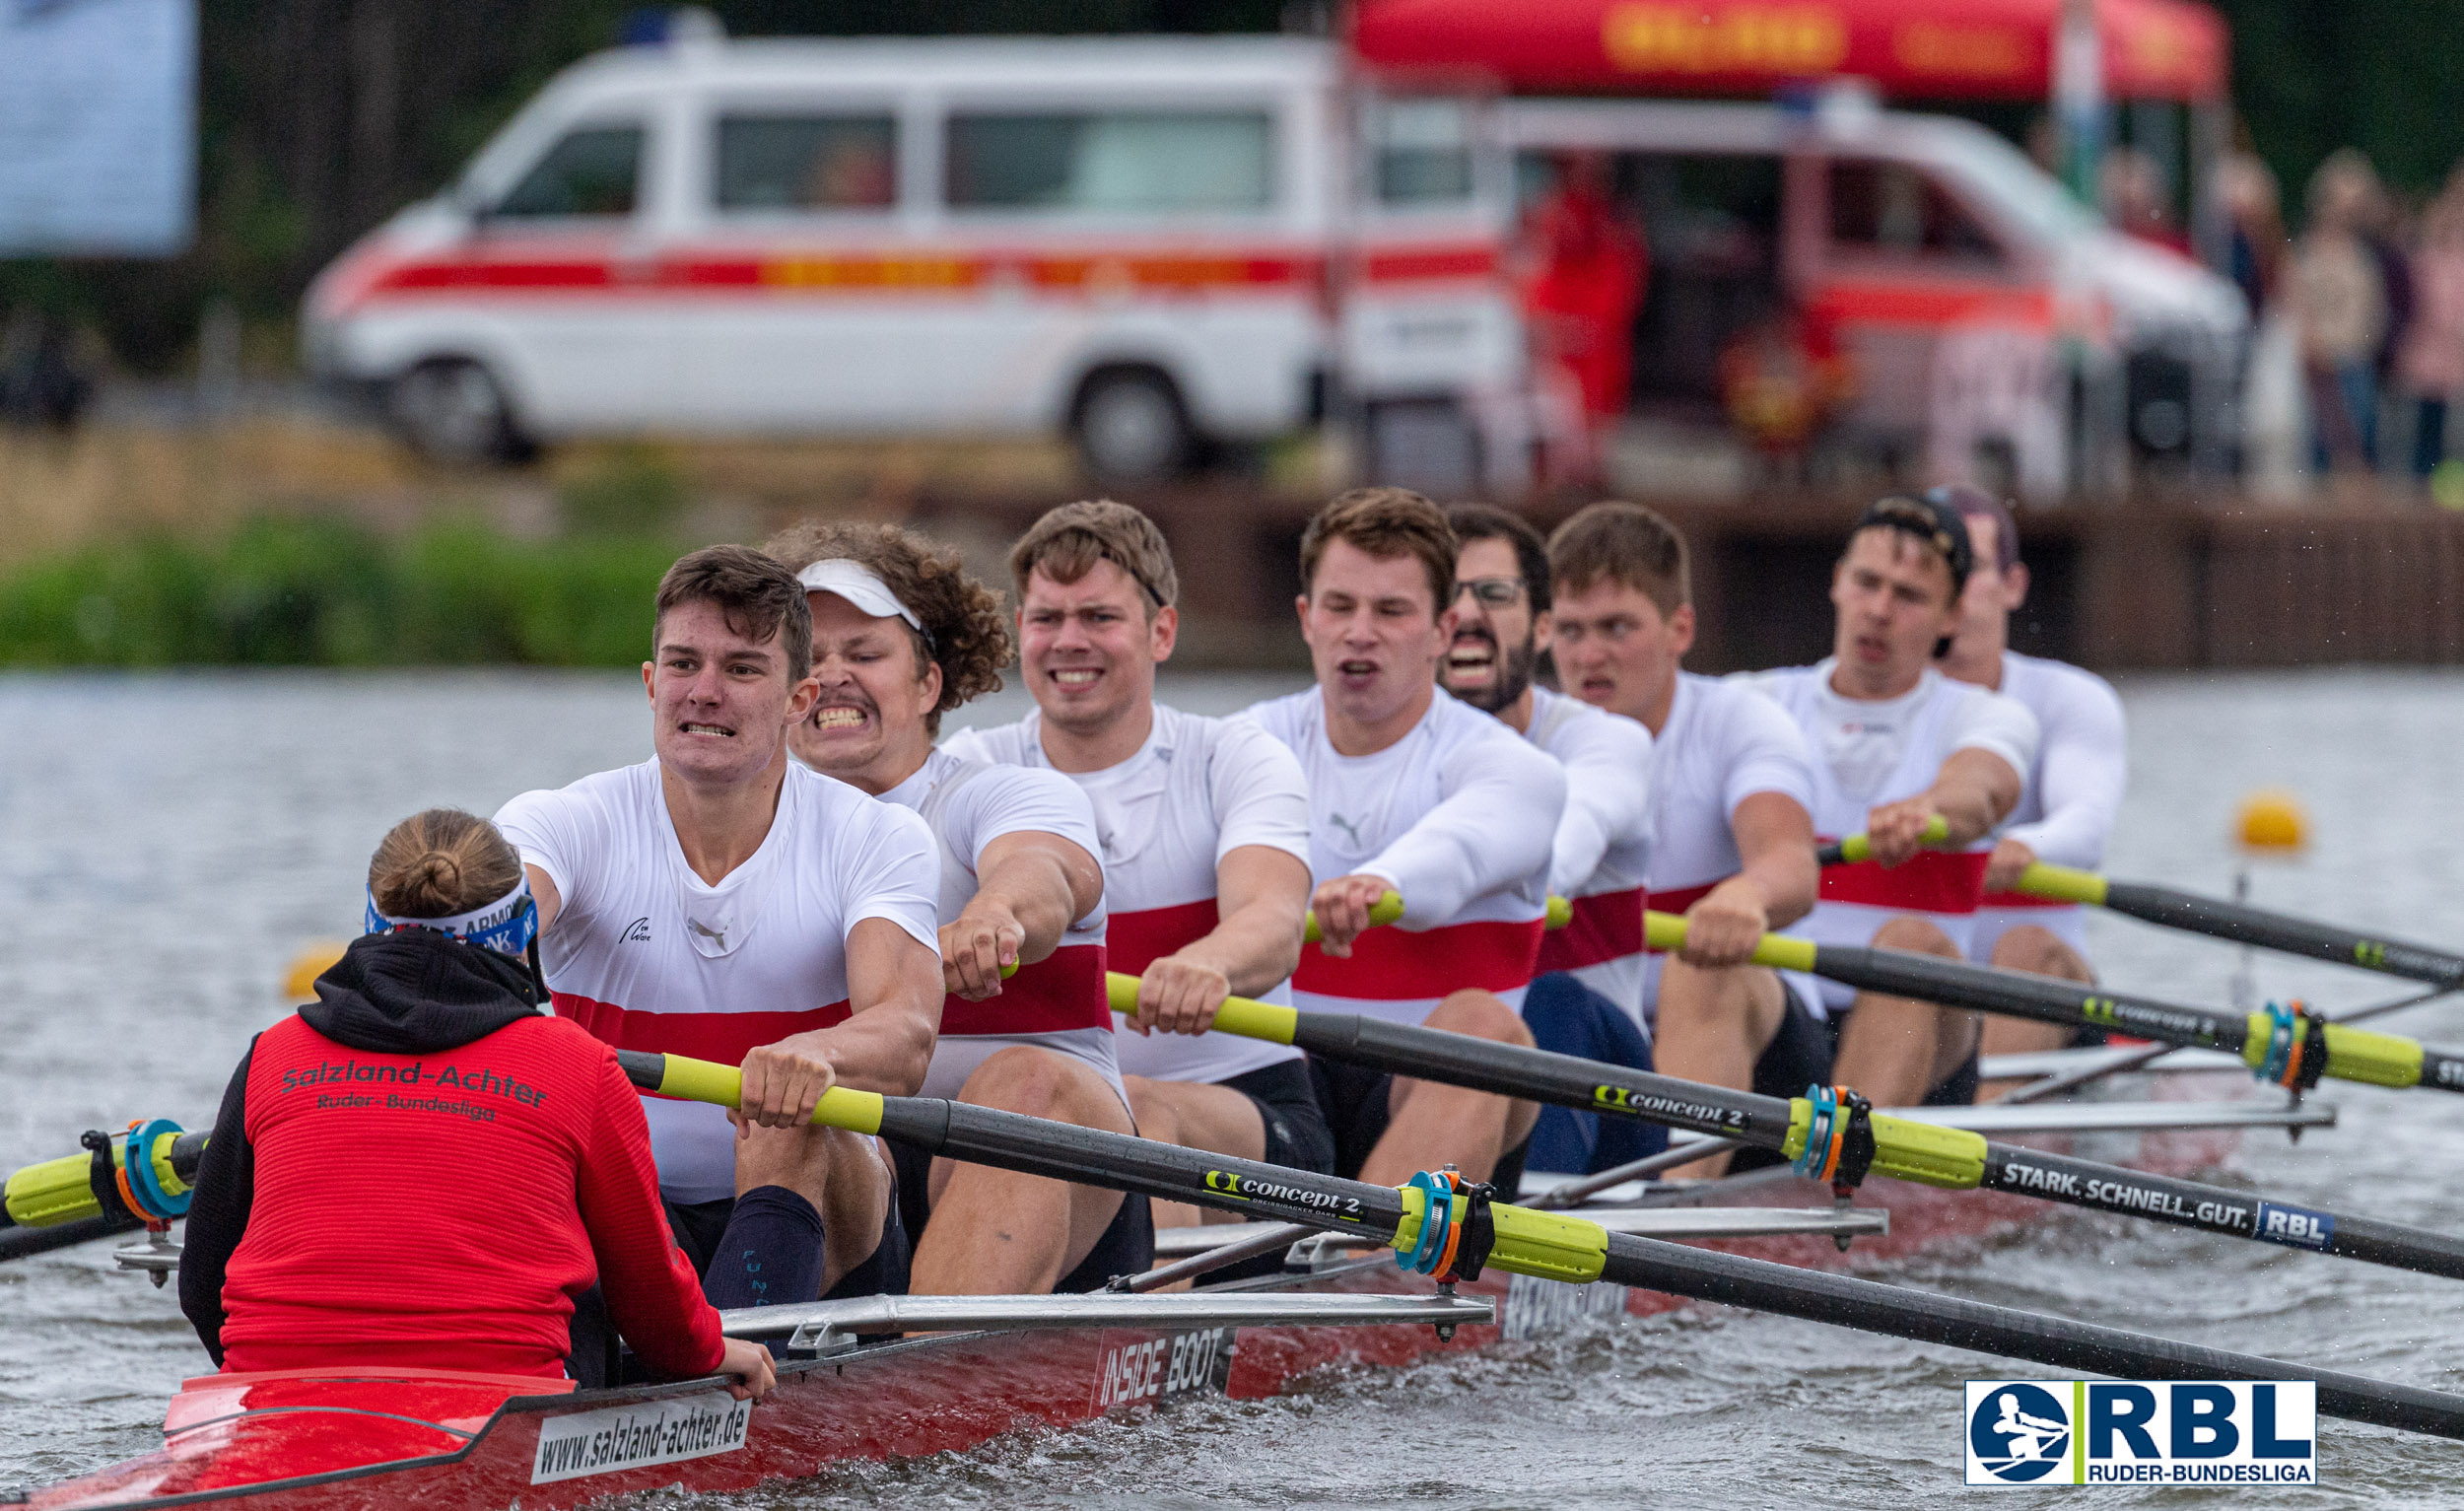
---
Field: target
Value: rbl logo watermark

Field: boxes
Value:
[1964,1380,2316,1486]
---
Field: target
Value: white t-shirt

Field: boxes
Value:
[495,759,940,1204]
[1522,686,1656,1022]
[1636,671,1819,1017]
[1247,687,1566,1026]
[1968,651,2127,960]
[1747,661,2039,1012]
[874,745,1125,1107]
[947,705,1312,1084]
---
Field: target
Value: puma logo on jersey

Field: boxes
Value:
[1326,813,1366,847]
[621,918,650,943]
[687,919,727,949]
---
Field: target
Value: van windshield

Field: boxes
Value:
[945,111,1273,213]
[493,124,644,219]
[1926,126,2100,244]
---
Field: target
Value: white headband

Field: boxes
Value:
[797,559,929,644]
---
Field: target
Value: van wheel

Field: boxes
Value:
[1070,369,1193,484]
[389,358,533,465]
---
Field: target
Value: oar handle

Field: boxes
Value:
[2010,861,2109,905]
[618,1050,889,1134]
[1816,814,1952,867]
[1642,910,1815,972]
[1301,890,1404,944]
[1104,972,1300,1043]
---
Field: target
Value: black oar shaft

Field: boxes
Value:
[2102,880,2464,988]
[623,1054,2464,1441]
[1594,1232,2464,1439]
[0,1212,143,1263]
[1291,1003,2464,1284]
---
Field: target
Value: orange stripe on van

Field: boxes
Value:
[1806,280,2055,329]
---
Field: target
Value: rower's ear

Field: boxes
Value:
[1668,602,1696,658]
[1149,603,1178,663]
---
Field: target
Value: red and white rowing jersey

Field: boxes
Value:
[1965,651,2126,962]
[878,746,1126,1108]
[946,704,1312,1085]
[1248,687,1565,1026]
[1750,661,2038,1015]
[494,759,940,1204]
[1634,672,1818,1019]
[1522,687,1655,1024]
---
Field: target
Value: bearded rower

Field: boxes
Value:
[1931,485,2127,1090]
[945,500,1326,1229]
[1746,495,2040,1109]
[1437,503,1663,1178]
[494,546,946,1327]
[770,520,1151,1294]
[1248,487,1565,1189]
[1546,502,1823,1178]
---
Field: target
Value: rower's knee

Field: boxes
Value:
[959,1047,1135,1133]
[1990,926,2090,984]
[1872,915,1959,960]
[1425,988,1535,1048]
[1122,1075,1178,1144]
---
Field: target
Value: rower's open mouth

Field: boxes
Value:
[1446,638,1497,680]
[810,705,872,730]
[1336,658,1380,676]
[680,722,736,738]
[1047,666,1102,688]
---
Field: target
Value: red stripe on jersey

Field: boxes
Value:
[1818,850,1991,914]
[1536,887,1645,973]
[1103,898,1219,977]
[552,992,852,1070]
[1646,880,1718,918]
[937,942,1115,1036]
[1294,918,1544,999]
[1978,889,2080,910]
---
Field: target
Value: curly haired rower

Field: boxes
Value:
[765,520,1149,1298]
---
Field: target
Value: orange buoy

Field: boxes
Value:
[282,941,348,1001]
[2235,790,2308,855]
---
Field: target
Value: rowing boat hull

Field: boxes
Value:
[20,1110,2246,1511]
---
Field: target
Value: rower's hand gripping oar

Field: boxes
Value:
[619,1047,2464,1441]
[1645,910,2464,1098]
[1818,822,2464,989]
[1814,814,1952,867]
[1301,890,1572,947]
[1104,971,2464,1286]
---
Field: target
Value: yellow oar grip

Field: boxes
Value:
[1303,890,1404,944]
[4,1149,106,1228]
[1104,972,1299,1046]
[1780,1097,1988,1191]
[650,1055,886,1136]
[1832,814,1952,863]
[1391,1185,1608,1286]
[1642,911,1816,972]
[2321,1023,2426,1088]
[2013,862,2109,906]
[1544,895,1572,930]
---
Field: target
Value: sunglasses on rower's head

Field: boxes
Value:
[1453,577,1526,607]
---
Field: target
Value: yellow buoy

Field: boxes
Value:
[2235,790,2308,854]
[282,941,349,1001]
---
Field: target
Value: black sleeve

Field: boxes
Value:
[177,1040,258,1367]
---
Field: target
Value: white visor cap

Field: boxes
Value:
[796,558,928,642]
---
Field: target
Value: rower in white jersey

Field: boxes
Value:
[1746,494,2040,1110]
[1435,504,1665,1179]
[1546,503,1824,1178]
[1929,484,2128,1089]
[1248,487,1565,1190]
[494,546,945,1322]
[765,520,1152,1296]
[943,501,1327,1230]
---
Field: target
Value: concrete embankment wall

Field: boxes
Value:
[920,490,2464,673]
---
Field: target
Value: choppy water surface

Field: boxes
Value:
[6,666,2464,1506]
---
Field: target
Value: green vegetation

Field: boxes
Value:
[0,515,687,667]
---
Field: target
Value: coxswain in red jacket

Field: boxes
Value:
[177,809,774,1397]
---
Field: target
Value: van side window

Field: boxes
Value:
[1828,160,2001,263]
[495,125,645,219]
[945,111,1272,213]
[1371,101,1472,206]
[717,115,896,211]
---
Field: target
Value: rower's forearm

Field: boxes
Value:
[1925,781,2002,849]
[1737,855,1816,930]
[1173,901,1304,999]
[969,867,1075,962]
[808,1008,938,1097]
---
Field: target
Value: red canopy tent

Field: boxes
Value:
[1350,0,2226,103]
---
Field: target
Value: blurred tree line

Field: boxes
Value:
[0,0,2456,374]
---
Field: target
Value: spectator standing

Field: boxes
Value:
[2287,152,2389,477]
[2397,173,2464,481]
[1520,153,1649,488]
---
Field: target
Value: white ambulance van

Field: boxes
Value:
[301,29,1524,483]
